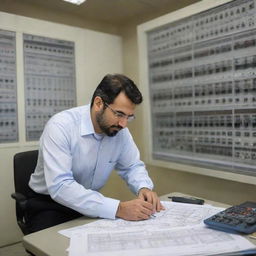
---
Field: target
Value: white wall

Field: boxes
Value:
[0,11,123,246]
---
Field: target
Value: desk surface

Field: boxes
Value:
[22,192,247,256]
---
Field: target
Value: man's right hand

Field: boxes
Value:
[116,199,154,221]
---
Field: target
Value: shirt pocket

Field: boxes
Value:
[92,161,117,190]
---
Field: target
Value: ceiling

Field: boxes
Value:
[0,0,201,27]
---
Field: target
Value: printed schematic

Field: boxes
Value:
[24,34,76,141]
[0,29,18,143]
[147,0,256,175]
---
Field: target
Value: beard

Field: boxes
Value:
[96,109,123,137]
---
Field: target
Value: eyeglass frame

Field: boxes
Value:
[104,102,135,122]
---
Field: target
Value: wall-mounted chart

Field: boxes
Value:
[147,0,256,175]
[23,34,76,141]
[0,29,18,143]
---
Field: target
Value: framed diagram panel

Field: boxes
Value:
[0,29,18,143]
[138,0,256,181]
[24,34,76,141]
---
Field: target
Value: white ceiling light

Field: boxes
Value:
[63,0,86,5]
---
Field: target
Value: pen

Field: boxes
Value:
[168,196,205,205]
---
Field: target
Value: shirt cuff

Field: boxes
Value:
[97,197,120,219]
[136,183,154,195]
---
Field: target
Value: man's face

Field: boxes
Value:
[96,92,136,137]
[96,108,121,137]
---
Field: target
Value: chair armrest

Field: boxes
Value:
[11,192,29,211]
[11,192,27,202]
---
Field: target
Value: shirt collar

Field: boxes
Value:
[80,104,96,136]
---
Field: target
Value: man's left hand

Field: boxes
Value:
[138,188,165,213]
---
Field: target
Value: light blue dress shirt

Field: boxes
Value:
[29,104,153,219]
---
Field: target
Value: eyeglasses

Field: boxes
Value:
[104,103,135,122]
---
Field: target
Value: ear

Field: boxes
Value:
[94,96,104,111]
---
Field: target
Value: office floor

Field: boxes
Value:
[0,242,30,256]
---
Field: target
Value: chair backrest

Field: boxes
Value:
[13,150,38,196]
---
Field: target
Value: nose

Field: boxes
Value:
[118,117,128,128]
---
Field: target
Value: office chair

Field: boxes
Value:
[11,150,38,235]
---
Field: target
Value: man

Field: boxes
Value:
[28,74,163,233]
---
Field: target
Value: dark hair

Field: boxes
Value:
[90,74,143,108]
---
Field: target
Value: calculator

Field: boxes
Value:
[204,201,256,234]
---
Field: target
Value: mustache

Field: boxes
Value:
[110,125,123,130]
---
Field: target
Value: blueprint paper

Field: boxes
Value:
[59,201,224,238]
[69,225,256,256]
[64,201,256,255]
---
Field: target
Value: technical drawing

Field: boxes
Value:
[23,34,76,141]
[147,0,256,175]
[0,29,18,143]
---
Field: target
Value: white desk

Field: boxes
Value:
[22,192,254,256]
